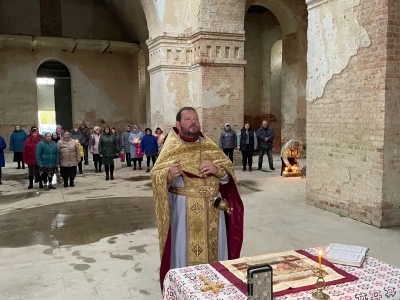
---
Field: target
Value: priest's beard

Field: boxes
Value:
[180,124,201,140]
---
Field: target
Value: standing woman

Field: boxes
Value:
[129,125,143,170]
[36,133,59,190]
[51,132,60,143]
[98,125,120,180]
[58,131,80,187]
[90,126,102,173]
[55,125,64,140]
[237,122,257,172]
[0,134,6,185]
[111,127,121,148]
[154,127,165,154]
[10,125,27,169]
[23,127,43,189]
[140,128,158,173]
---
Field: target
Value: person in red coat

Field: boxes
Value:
[23,127,43,189]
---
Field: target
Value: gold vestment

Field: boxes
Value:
[151,129,237,265]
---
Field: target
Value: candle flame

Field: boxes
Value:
[319,249,323,256]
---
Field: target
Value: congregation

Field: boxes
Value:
[0,123,165,187]
[0,119,304,187]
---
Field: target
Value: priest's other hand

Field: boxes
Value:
[200,160,217,175]
[169,161,182,178]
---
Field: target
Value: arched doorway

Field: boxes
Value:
[36,61,72,134]
[244,0,307,153]
[244,4,283,152]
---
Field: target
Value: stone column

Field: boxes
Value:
[147,36,198,131]
[147,31,246,143]
[191,31,246,142]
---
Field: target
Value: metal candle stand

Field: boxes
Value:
[312,270,330,300]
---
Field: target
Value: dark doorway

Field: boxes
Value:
[37,61,72,133]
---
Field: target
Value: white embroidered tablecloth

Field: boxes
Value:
[163,249,400,300]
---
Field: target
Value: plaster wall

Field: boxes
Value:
[306,0,392,226]
[0,48,139,142]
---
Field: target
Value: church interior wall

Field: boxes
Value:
[305,0,397,227]
[381,0,400,227]
[0,47,139,141]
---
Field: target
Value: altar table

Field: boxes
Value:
[163,248,400,300]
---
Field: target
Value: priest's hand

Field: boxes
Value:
[200,160,217,175]
[169,161,182,178]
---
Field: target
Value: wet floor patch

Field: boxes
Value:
[122,175,151,182]
[0,196,156,248]
[0,191,41,204]
[237,180,262,194]
[129,244,148,253]
[110,253,133,260]
[1,173,63,185]
[73,264,90,271]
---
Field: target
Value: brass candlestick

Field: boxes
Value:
[312,269,330,300]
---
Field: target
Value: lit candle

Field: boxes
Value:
[285,167,288,171]
[318,249,322,271]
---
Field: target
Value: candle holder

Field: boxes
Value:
[312,269,330,300]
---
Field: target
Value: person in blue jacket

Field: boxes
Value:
[0,135,6,185]
[140,128,159,173]
[10,125,27,169]
[36,132,59,190]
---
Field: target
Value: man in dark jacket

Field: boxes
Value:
[256,120,275,171]
[121,125,132,167]
[219,123,237,162]
[79,121,91,165]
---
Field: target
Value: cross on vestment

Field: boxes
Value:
[198,274,225,294]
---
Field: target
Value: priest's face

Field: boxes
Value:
[177,109,201,139]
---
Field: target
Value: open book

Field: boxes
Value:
[325,243,369,267]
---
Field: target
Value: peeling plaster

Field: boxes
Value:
[203,82,232,108]
[307,0,371,102]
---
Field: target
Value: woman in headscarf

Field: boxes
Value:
[90,126,102,173]
[23,127,43,189]
[141,128,159,173]
[55,125,64,140]
[129,125,143,170]
[10,125,28,169]
[36,132,59,190]
[51,132,60,143]
[99,125,120,180]
[58,131,80,187]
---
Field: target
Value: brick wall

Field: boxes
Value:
[201,65,245,144]
[382,0,400,226]
[307,0,389,227]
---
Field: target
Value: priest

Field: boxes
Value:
[151,107,244,289]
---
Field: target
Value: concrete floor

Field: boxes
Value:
[0,153,399,300]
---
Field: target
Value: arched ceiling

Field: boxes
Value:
[103,0,149,43]
[0,0,149,44]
